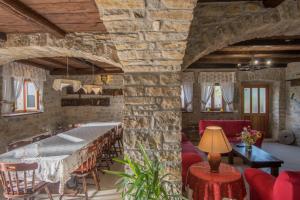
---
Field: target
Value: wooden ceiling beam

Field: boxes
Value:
[204,53,300,59]
[189,62,287,69]
[220,45,300,52]
[40,57,77,69]
[0,0,66,38]
[72,58,105,71]
[263,0,285,8]
[197,57,300,64]
[17,60,54,71]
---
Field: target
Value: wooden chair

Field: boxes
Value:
[96,136,111,171]
[66,145,100,200]
[115,127,123,154]
[6,141,31,152]
[0,162,53,200]
[31,134,51,143]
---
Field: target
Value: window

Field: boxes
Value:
[205,85,225,112]
[15,80,40,112]
[243,87,267,114]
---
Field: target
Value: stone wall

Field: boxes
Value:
[286,63,300,146]
[182,68,286,139]
[0,67,63,153]
[60,74,124,125]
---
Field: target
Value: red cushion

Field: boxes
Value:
[199,120,251,140]
[273,171,300,200]
[182,153,202,186]
[245,168,275,200]
[245,168,300,200]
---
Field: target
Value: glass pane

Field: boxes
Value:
[259,88,266,113]
[252,88,258,113]
[214,86,222,109]
[15,80,24,111]
[244,88,250,113]
[27,82,36,109]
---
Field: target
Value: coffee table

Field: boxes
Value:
[228,143,284,176]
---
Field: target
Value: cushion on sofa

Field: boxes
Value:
[199,120,251,138]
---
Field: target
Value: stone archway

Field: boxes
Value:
[0,33,122,69]
[183,0,300,69]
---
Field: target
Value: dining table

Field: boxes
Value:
[0,121,121,194]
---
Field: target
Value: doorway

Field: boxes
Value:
[241,83,270,138]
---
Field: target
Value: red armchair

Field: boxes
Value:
[245,168,300,200]
[199,120,264,147]
[181,133,204,187]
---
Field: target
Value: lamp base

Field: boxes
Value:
[208,153,221,173]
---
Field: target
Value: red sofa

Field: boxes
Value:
[181,133,204,187]
[199,120,263,147]
[245,168,300,200]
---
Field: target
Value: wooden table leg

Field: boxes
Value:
[271,167,279,177]
[228,151,234,164]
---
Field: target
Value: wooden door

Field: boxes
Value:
[241,83,270,138]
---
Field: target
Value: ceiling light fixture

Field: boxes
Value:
[237,55,272,71]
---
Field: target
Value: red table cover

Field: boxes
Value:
[187,162,246,200]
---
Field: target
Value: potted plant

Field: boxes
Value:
[104,143,187,200]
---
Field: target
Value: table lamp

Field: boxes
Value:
[198,126,232,173]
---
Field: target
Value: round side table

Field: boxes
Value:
[187,161,246,200]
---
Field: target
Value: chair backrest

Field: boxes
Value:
[273,171,300,200]
[32,134,51,143]
[7,140,32,152]
[78,145,98,173]
[0,162,38,196]
[117,127,123,139]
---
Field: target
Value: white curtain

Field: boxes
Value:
[1,77,13,113]
[182,82,193,112]
[201,83,213,111]
[221,82,234,112]
[14,77,24,101]
[33,80,44,111]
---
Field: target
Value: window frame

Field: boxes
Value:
[205,84,226,112]
[14,79,40,113]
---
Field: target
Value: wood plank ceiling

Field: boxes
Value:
[0,0,124,74]
[188,36,300,70]
[0,0,106,35]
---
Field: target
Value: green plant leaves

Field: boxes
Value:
[104,143,187,200]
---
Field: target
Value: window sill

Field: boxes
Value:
[2,111,43,117]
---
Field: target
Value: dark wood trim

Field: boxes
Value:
[263,0,285,8]
[220,46,300,52]
[0,32,7,42]
[0,0,66,38]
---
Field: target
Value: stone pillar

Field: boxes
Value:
[95,0,198,193]
[123,71,182,189]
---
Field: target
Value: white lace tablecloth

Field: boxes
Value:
[0,121,121,194]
